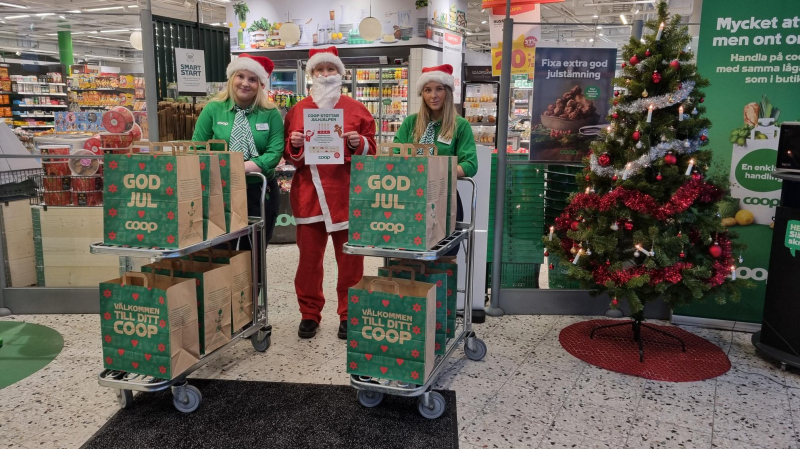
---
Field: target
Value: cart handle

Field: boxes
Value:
[369,279,400,295]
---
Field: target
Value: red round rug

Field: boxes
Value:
[559,319,731,382]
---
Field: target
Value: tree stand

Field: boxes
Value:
[589,312,686,362]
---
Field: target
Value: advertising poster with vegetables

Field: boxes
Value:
[529,45,617,163]
[674,0,800,323]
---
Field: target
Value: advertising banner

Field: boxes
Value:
[528,44,616,163]
[54,112,104,133]
[303,109,345,165]
[674,0,800,323]
[442,32,463,104]
[485,2,540,77]
[174,48,207,97]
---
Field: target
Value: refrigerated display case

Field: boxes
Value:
[463,82,498,149]
[270,70,299,94]
[354,67,409,144]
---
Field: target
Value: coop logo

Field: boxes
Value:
[743,197,780,207]
[444,33,462,46]
[524,35,538,48]
[114,321,158,338]
[370,222,405,234]
[125,221,159,233]
[275,214,296,227]
[318,156,331,160]
[735,266,768,281]
[362,326,412,344]
[186,52,195,62]
[560,149,579,155]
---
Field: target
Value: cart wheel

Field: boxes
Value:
[172,385,202,413]
[357,390,384,408]
[464,337,487,361]
[251,330,271,352]
[417,391,446,419]
[116,389,133,409]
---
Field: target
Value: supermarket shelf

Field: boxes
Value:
[464,102,498,107]
[15,104,68,108]
[469,122,497,126]
[14,82,66,86]
[78,105,115,109]
[17,125,54,129]
[0,91,13,94]
[14,92,67,96]
[356,97,381,101]
[68,88,120,92]
[356,80,381,84]
[17,115,54,118]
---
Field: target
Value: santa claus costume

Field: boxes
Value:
[284,46,376,339]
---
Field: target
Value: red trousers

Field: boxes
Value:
[295,222,364,323]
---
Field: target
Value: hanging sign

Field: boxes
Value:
[442,32,463,104]
[174,48,207,97]
[486,3,540,76]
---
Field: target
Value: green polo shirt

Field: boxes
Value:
[393,114,478,177]
[192,97,285,183]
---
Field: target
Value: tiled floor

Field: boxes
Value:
[2,243,799,449]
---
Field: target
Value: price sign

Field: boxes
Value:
[491,35,535,76]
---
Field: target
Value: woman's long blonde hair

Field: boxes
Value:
[212,70,277,110]
[413,85,456,143]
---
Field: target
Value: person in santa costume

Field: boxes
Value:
[284,46,376,339]
[394,64,478,256]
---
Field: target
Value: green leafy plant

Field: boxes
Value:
[248,18,269,32]
[232,2,249,24]
[759,94,780,122]
[415,0,429,9]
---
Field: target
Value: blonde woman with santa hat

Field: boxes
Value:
[394,64,478,253]
[284,46,376,339]
[192,53,284,264]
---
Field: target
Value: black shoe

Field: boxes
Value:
[337,320,347,340]
[298,319,319,339]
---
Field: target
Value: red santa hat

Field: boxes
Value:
[226,53,274,86]
[306,46,345,77]
[416,64,455,96]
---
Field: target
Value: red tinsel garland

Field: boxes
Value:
[592,262,693,287]
[708,233,734,287]
[555,178,724,232]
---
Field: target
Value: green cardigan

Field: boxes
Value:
[191,97,285,182]
[393,114,478,177]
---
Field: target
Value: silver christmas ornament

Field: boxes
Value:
[636,141,643,149]
[692,107,698,115]
[610,223,619,231]
[684,139,690,148]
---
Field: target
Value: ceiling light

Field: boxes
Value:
[128,5,138,7]
[634,9,640,15]
[35,13,54,16]
[481,20,487,24]
[596,26,603,29]
[599,33,604,36]
[589,38,594,42]
[87,36,128,42]
[592,15,599,19]
[5,14,29,19]
[85,6,124,12]
[620,14,628,25]
[101,29,130,33]
[59,15,64,19]
[66,10,81,14]
[0,2,26,9]
[481,8,485,13]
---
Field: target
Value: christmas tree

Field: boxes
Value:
[544,2,751,317]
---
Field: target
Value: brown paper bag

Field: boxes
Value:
[208,140,249,233]
[179,142,226,240]
[100,271,200,379]
[185,247,253,332]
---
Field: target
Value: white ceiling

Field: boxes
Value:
[0,0,697,62]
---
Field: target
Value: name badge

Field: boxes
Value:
[256,123,270,131]
[217,121,229,126]
[437,135,452,145]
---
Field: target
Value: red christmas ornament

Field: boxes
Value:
[611,298,619,306]
[624,222,634,231]
[630,55,640,65]
[585,175,591,181]
[612,113,619,119]
[664,153,677,165]
[645,49,651,57]
[656,174,663,181]
[598,153,612,167]
[691,173,702,180]
[679,251,685,258]
[670,60,680,70]
[678,83,683,89]
[606,260,611,265]
[699,97,705,103]
[544,250,549,257]
[613,100,619,106]
[614,90,620,97]
[652,71,662,83]
[612,175,619,181]
[709,244,723,258]
[570,221,580,231]
[632,131,641,141]
[621,63,627,68]
[549,264,554,270]
[700,135,708,142]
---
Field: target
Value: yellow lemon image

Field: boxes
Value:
[721,217,737,227]
[735,209,754,226]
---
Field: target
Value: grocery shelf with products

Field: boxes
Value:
[67,73,142,113]
[355,68,408,144]
[0,64,69,132]
[462,69,500,148]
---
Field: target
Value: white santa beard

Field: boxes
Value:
[310,74,342,109]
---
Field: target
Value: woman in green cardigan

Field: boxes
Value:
[395,64,478,251]
[192,54,284,254]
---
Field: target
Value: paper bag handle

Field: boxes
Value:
[129,140,153,154]
[122,272,149,287]
[378,143,413,157]
[151,142,183,155]
[369,279,400,295]
[381,265,416,282]
[397,260,426,274]
[207,139,229,152]
[412,144,438,157]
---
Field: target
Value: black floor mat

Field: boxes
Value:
[81,379,459,449]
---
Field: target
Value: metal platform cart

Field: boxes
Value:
[342,178,487,419]
[89,173,272,413]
